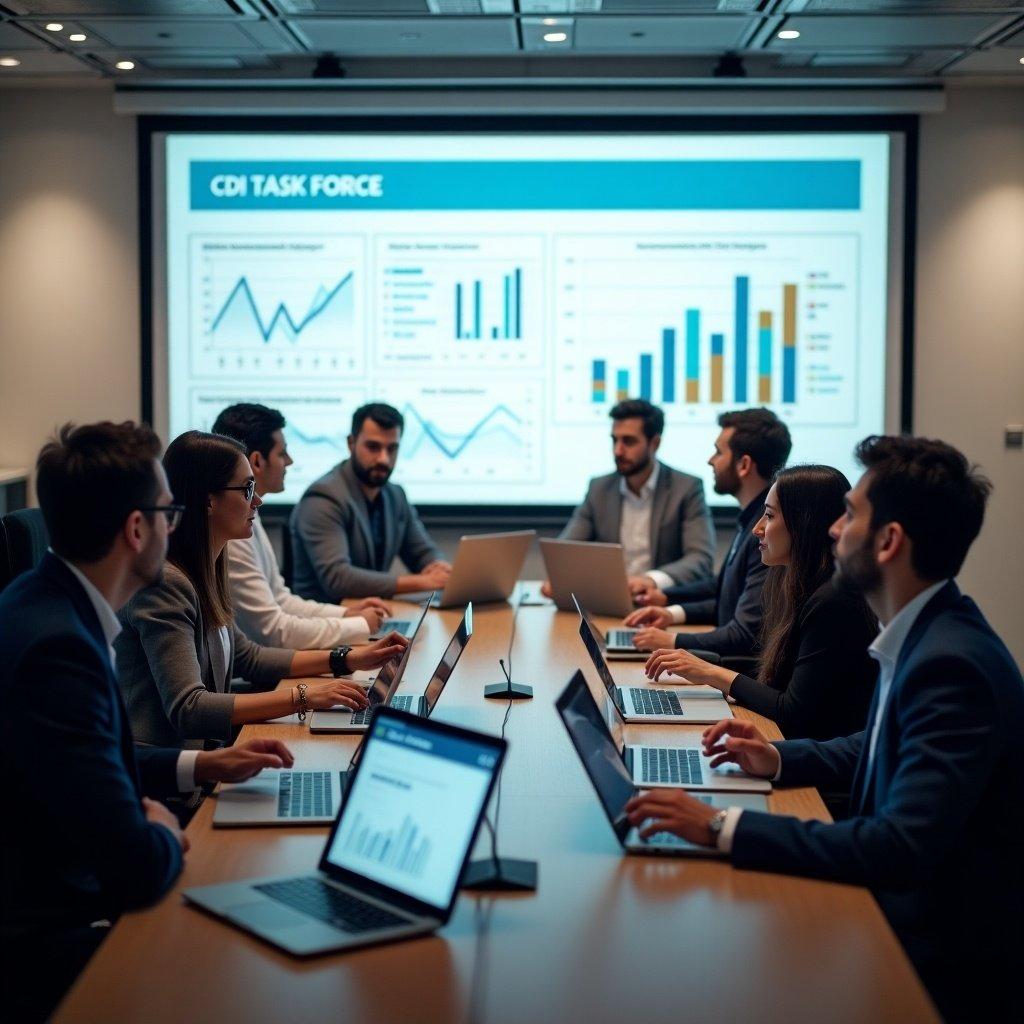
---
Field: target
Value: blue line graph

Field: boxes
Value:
[402,402,522,461]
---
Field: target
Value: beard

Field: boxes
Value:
[132,538,166,590]
[833,533,882,596]
[616,452,651,478]
[351,457,392,487]
[712,464,741,496]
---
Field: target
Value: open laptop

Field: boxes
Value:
[433,531,535,608]
[539,538,634,617]
[576,601,733,724]
[557,669,770,794]
[568,593,645,661]
[556,673,767,857]
[186,707,506,956]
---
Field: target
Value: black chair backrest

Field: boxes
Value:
[0,508,49,593]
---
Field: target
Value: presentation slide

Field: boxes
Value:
[161,131,893,506]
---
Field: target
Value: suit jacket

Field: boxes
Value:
[728,579,878,741]
[668,488,769,656]
[730,582,1024,1020]
[559,461,715,585]
[290,459,443,600]
[116,563,293,750]
[0,553,182,941]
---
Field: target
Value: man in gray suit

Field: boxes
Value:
[544,399,715,597]
[291,402,451,600]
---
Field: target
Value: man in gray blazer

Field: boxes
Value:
[291,402,451,600]
[550,399,715,595]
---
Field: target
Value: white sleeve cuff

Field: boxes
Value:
[645,570,674,592]
[716,807,744,854]
[176,750,201,793]
[667,605,686,624]
[771,744,783,782]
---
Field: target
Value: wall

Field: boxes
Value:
[0,83,1021,659]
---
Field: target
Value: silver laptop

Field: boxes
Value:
[433,531,535,608]
[186,708,506,956]
[540,538,634,617]
[556,672,768,857]
[572,594,680,666]
[309,597,432,734]
[404,603,473,717]
[213,767,347,828]
[557,669,770,794]
[575,598,733,725]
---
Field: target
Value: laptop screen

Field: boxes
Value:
[324,712,500,911]
[422,604,473,715]
[575,609,617,700]
[366,598,431,708]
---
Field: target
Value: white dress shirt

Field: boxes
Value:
[58,555,199,792]
[619,463,673,590]
[227,513,370,649]
[715,579,949,854]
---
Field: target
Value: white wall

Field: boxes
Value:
[0,83,1021,659]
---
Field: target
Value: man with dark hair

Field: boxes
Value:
[212,403,389,647]
[290,401,449,599]
[543,398,715,597]
[627,407,792,655]
[625,435,1023,1023]
[0,422,295,1021]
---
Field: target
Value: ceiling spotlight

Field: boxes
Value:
[713,51,747,78]
[777,29,801,40]
[312,52,345,79]
[542,18,558,26]
[115,60,135,71]
[0,57,21,67]
[69,33,87,42]
[45,23,63,32]
[1019,56,1024,65]
[543,32,568,43]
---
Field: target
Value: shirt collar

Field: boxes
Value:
[619,460,660,499]
[868,579,949,668]
[55,552,122,652]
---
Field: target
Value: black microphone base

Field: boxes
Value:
[462,857,538,892]
[484,681,534,700]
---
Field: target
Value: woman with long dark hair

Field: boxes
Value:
[116,431,405,752]
[644,464,877,742]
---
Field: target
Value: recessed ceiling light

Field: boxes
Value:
[0,57,21,67]
[1019,56,1024,65]
[45,23,63,32]
[69,33,87,42]
[777,30,801,40]
[542,18,558,26]
[543,32,568,43]
[115,60,135,71]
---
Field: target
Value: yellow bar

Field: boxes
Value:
[685,380,699,403]
[759,310,772,330]
[759,375,772,402]
[711,355,724,402]
[784,284,797,347]
[616,387,629,401]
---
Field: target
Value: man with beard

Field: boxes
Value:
[622,435,1023,1023]
[543,399,715,598]
[626,407,791,655]
[290,402,450,599]
[0,422,295,1021]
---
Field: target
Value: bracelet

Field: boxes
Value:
[295,682,310,722]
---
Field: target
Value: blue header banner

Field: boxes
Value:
[189,159,861,211]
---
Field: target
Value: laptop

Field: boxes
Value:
[568,593,644,661]
[308,598,431,734]
[556,672,768,857]
[539,538,635,617]
[186,707,506,956]
[557,669,770,794]
[319,604,473,729]
[575,599,733,724]
[213,765,347,828]
[372,591,436,640]
[433,531,535,608]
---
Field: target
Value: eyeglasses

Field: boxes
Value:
[215,479,257,502]
[138,504,185,532]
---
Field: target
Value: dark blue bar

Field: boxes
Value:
[735,276,749,402]
[711,332,725,356]
[783,347,797,403]
[455,282,462,340]
[662,328,676,403]
[474,280,481,340]
[514,267,522,338]
[503,274,510,339]
[639,354,653,400]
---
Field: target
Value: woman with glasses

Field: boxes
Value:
[116,431,406,756]
[643,465,878,745]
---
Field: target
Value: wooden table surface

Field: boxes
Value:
[57,596,938,1023]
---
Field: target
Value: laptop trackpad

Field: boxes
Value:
[231,900,311,930]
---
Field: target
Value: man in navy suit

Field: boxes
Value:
[0,422,294,1021]
[626,435,1023,1021]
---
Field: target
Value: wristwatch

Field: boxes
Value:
[329,645,353,677]
[706,809,729,849]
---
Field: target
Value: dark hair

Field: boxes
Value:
[36,421,162,563]
[759,465,872,688]
[162,430,248,630]
[855,434,991,581]
[718,407,792,480]
[211,403,285,459]
[351,402,404,437]
[609,399,664,440]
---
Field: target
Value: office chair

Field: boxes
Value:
[0,508,49,592]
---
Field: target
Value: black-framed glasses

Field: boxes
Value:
[215,479,256,502]
[138,504,186,532]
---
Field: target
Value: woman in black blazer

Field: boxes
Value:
[645,464,877,742]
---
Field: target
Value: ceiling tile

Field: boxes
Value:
[0,23,49,50]
[575,15,751,50]
[0,50,99,75]
[768,14,1017,48]
[289,17,519,53]
[76,19,265,49]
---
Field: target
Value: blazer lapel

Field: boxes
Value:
[381,486,398,568]
[648,464,669,565]
[341,460,376,559]
[605,475,622,543]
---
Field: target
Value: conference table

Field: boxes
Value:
[57,592,938,1023]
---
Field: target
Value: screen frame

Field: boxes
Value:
[139,112,917,521]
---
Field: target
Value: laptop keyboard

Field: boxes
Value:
[628,687,683,716]
[640,747,704,785]
[348,707,373,726]
[608,629,638,648]
[277,771,333,818]
[255,878,407,934]
[389,695,414,711]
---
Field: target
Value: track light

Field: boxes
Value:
[312,53,346,79]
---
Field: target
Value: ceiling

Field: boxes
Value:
[0,1,1022,86]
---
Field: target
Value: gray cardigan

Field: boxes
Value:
[115,563,294,750]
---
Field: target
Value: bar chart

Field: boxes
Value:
[342,812,431,880]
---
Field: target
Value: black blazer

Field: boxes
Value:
[728,580,878,741]
[730,582,1024,1021]
[0,553,183,942]
[666,488,769,656]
